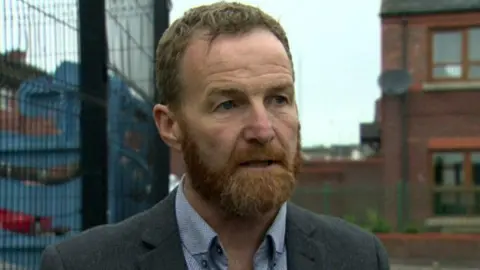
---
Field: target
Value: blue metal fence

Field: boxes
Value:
[0,59,155,269]
[0,0,164,268]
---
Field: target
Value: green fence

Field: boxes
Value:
[291,181,421,233]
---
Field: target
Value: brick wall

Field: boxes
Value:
[381,12,480,225]
[295,159,384,220]
[378,233,480,263]
[0,97,59,135]
[382,12,480,83]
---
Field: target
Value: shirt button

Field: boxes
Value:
[201,260,208,268]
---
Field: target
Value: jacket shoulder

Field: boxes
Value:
[45,209,152,269]
[288,203,389,269]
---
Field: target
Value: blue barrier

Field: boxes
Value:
[0,61,155,269]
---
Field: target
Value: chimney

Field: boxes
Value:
[5,50,27,63]
[374,97,382,123]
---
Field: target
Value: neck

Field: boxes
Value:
[183,178,279,257]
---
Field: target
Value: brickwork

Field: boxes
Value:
[379,233,480,264]
[381,12,480,225]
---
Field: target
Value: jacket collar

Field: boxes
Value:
[136,190,327,270]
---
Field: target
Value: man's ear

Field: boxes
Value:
[153,104,182,151]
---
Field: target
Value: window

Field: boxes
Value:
[431,27,480,80]
[432,151,480,216]
[0,88,13,112]
[0,96,8,111]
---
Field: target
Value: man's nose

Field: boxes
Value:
[243,104,275,144]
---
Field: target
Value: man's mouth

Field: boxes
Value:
[239,160,277,167]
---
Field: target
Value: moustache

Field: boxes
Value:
[229,144,289,169]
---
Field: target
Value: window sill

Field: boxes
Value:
[425,217,480,233]
[423,81,480,91]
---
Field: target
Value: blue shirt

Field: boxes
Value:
[175,181,288,270]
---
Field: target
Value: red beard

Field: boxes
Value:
[181,126,302,218]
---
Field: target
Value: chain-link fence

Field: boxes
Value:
[106,0,156,97]
[292,183,390,230]
[0,0,162,269]
[291,181,434,234]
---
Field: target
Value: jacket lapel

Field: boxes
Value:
[135,193,329,270]
[136,190,188,270]
[286,203,327,270]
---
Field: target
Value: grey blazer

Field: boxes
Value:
[40,190,390,270]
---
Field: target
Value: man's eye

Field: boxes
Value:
[216,100,236,111]
[271,95,288,105]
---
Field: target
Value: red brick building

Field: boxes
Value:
[361,0,480,227]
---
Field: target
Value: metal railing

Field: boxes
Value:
[291,181,480,233]
[0,0,164,269]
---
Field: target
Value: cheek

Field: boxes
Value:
[287,135,299,158]
[275,113,299,140]
[273,114,300,159]
[198,130,237,168]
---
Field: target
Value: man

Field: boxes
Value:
[40,2,389,269]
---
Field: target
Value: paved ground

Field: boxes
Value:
[0,262,23,270]
[2,261,479,270]
[391,264,479,270]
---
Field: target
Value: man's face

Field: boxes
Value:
[175,28,301,217]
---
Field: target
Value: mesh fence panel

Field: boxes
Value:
[0,0,156,269]
[104,0,156,226]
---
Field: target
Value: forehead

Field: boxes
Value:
[205,29,290,71]
[180,28,293,95]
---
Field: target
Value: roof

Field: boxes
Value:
[0,51,49,91]
[381,0,480,16]
[302,144,361,159]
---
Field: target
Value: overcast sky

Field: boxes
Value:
[1,0,382,148]
[171,0,382,148]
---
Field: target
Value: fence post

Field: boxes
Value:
[148,0,172,205]
[396,181,404,231]
[79,0,109,230]
[322,183,332,215]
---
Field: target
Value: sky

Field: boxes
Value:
[170,0,383,147]
[0,0,382,148]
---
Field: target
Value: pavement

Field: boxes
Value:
[0,262,23,270]
[391,264,479,270]
[1,260,479,270]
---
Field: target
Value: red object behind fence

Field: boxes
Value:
[0,208,53,235]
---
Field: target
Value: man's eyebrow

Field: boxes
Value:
[206,87,245,98]
[267,83,294,95]
[205,82,294,99]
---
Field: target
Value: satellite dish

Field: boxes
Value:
[378,69,412,96]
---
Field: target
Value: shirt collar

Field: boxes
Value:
[175,177,287,255]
